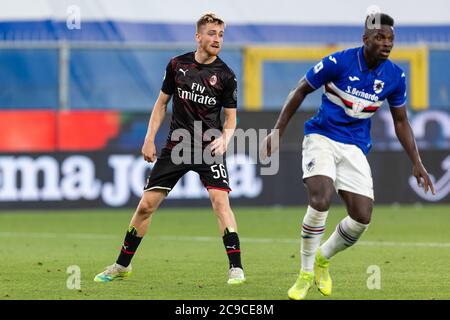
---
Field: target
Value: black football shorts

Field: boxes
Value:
[144,148,231,194]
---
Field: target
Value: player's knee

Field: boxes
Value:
[137,198,157,217]
[349,206,372,225]
[352,213,371,225]
[309,196,331,212]
[212,200,228,215]
[210,197,230,217]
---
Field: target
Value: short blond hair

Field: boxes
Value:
[196,13,225,32]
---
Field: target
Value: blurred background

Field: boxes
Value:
[1,0,449,209]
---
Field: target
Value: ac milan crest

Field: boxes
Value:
[209,75,217,86]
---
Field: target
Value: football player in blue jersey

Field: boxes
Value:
[261,13,435,300]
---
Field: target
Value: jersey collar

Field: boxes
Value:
[192,51,221,67]
[357,46,385,76]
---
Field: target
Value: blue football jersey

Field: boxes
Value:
[304,46,406,154]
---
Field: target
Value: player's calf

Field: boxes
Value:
[320,216,369,259]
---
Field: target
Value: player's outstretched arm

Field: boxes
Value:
[390,106,435,195]
[260,78,315,158]
[142,91,171,162]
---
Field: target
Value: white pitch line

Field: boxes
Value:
[358,241,450,248]
[157,236,450,248]
[0,231,116,240]
[1,232,449,248]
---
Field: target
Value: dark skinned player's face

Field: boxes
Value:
[363,24,395,61]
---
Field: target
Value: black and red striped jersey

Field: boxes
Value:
[161,51,237,150]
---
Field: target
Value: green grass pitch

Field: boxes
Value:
[0,205,449,300]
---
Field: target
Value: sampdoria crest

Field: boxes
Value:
[373,79,384,94]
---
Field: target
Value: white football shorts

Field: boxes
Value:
[301,133,374,200]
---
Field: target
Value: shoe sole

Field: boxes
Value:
[94,272,131,283]
[317,287,332,296]
[287,290,310,300]
[227,279,246,285]
[315,279,332,296]
[287,283,312,300]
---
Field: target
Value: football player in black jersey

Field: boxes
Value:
[95,13,245,285]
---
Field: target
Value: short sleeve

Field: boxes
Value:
[222,74,237,108]
[305,52,342,89]
[388,72,407,108]
[161,60,175,95]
